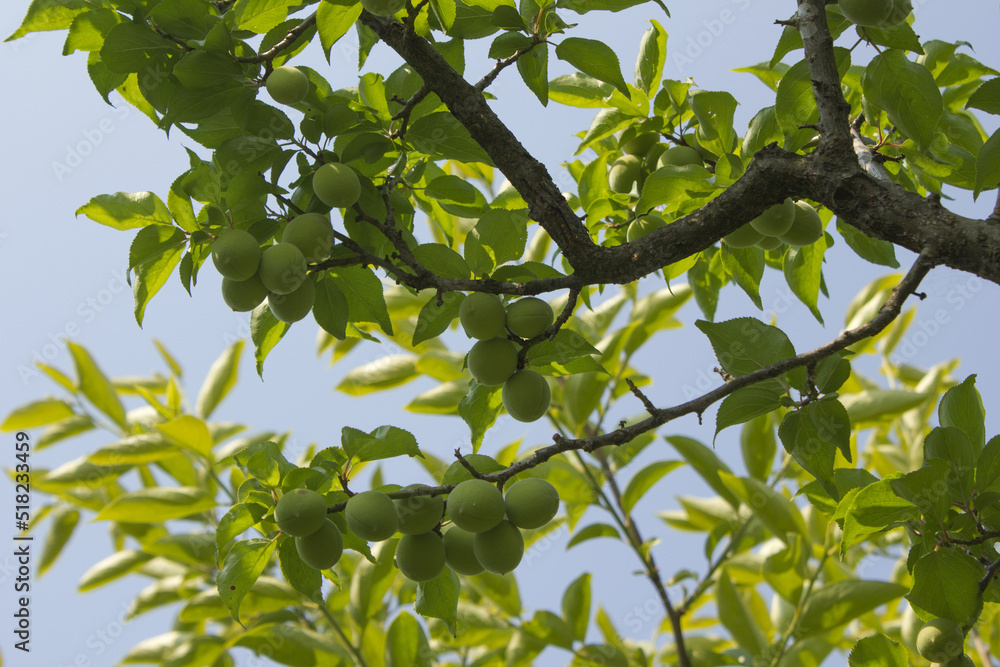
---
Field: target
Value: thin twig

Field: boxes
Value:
[235,14,317,64]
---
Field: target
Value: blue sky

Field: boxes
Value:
[2,1,1000,665]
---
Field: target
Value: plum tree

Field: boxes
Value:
[467,337,518,386]
[505,297,554,339]
[779,201,824,247]
[345,491,398,541]
[657,145,702,168]
[609,155,641,193]
[626,213,667,242]
[749,198,795,236]
[916,619,965,663]
[395,532,446,582]
[265,65,309,105]
[281,213,335,262]
[442,527,484,576]
[458,292,506,340]
[258,243,308,295]
[312,163,361,208]
[220,274,268,312]
[267,277,316,323]
[502,369,551,422]
[722,223,766,248]
[211,230,260,281]
[295,519,343,570]
[472,520,524,574]
[446,479,505,533]
[839,0,894,27]
[274,488,327,537]
[503,478,559,529]
[360,0,406,17]
[393,485,444,535]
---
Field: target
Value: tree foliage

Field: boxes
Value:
[7,0,1000,665]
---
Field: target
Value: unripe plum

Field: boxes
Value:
[266,66,309,106]
[361,0,406,16]
[395,531,446,582]
[838,0,893,27]
[502,369,551,423]
[881,0,912,27]
[622,133,658,156]
[467,338,518,387]
[442,527,484,575]
[722,224,765,249]
[313,163,361,208]
[459,292,506,340]
[505,297,554,339]
[755,235,784,252]
[274,488,327,537]
[345,490,398,541]
[472,520,524,574]
[221,274,268,312]
[267,277,316,323]
[394,484,444,535]
[779,201,824,247]
[282,213,334,262]
[212,230,260,281]
[609,155,641,194]
[446,479,505,533]
[943,655,975,667]
[749,198,795,236]
[626,213,667,242]
[295,519,343,570]
[259,243,308,295]
[504,478,559,529]
[916,618,965,663]
[657,145,702,168]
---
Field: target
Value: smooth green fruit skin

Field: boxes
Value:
[468,338,518,387]
[443,527,484,575]
[749,198,795,236]
[609,155,641,194]
[916,619,964,663]
[345,491,399,542]
[459,292,506,340]
[722,224,765,249]
[622,133,658,156]
[361,0,406,16]
[275,488,327,537]
[259,243,307,295]
[395,532,446,582]
[881,0,912,27]
[221,274,268,312]
[212,230,260,281]
[942,655,975,667]
[779,201,824,247]
[295,519,343,570]
[447,479,505,533]
[626,213,667,242]
[267,277,316,323]
[756,235,784,251]
[266,66,309,105]
[657,145,702,168]
[504,478,559,529]
[282,213,334,262]
[502,369,551,423]
[473,520,524,574]
[839,0,893,26]
[394,485,444,535]
[313,163,361,208]
[505,297,554,339]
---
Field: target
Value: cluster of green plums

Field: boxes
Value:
[721,198,824,251]
[838,0,912,29]
[274,478,561,582]
[459,293,556,422]
[609,132,705,197]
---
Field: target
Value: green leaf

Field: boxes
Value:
[425,175,490,217]
[720,245,764,309]
[217,538,278,623]
[78,550,152,592]
[100,21,176,73]
[566,522,621,549]
[407,112,495,165]
[695,318,795,378]
[862,49,943,152]
[716,570,768,656]
[634,19,666,96]
[842,477,919,550]
[6,0,91,40]
[836,219,900,268]
[313,274,350,340]
[466,208,529,272]
[250,302,290,378]
[233,0,298,32]
[667,436,740,508]
[939,374,986,451]
[68,342,127,428]
[316,0,362,61]
[778,399,852,498]
[129,225,186,326]
[38,507,80,576]
[718,471,806,542]
[413,292,463,347]
[635,164,712,214]
[715,380,784,438]
[387,611,432,667]
[968,77,1000,115]
[798,580,907,636]
[172,51,242,89]
[975,128,1000,195]
[907,549,985,625]
[840,389,927,424]
[196,340,243,419]
[278,537,323,604]
[458,382,503,454]
[76,191,172,231]
[620,460,684,515]
[86,434,171,465]
[155,415,214,458]
[217,502,267,557]
[690,90,738,155]
[976,434,1000,493]
[95,486,217,522]
[783,234,827,323]
[776,50,851,143]
[415,568,460,635]
[342,425,421,462]
[412,244,472,280]
[1,399,76,432]
[562,573,591,642]
[848,633,908,667]
[556,37,629,99]
[331,266,394,336]
[517,42,549,106]
[337,355,419,395]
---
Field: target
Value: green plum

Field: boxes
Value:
[467,337,519,387]
[459,292,506,340]
[447,479,505,533]
[274,488,327,537]
[502,369,551,423]
[313,163,361,208]
[266,66,309,105]
[212,230,260,281]
[295,519,343,570]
